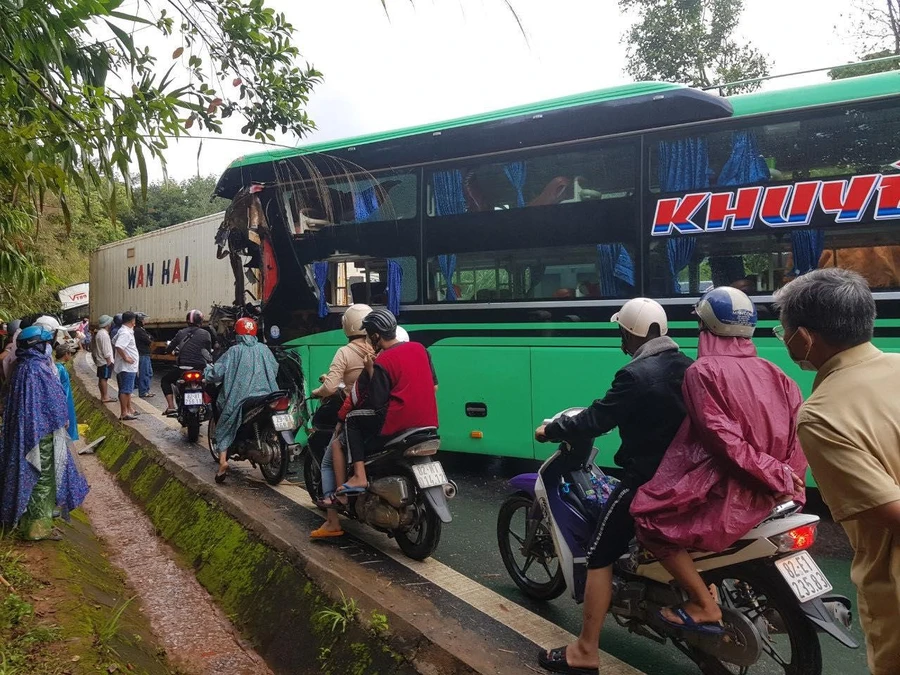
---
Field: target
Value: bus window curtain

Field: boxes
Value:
[712,131,770,287]
[597,244,635,297]
[353,186,380,222]
[658,137,710,294]
[718,131,771,187]
[433,170,465,302]
[791,230,825,276]
[314,262,329,318]
[503,161,527,208]
[438,255,457,301]
[433,170,467,216]
[387,259,403,316]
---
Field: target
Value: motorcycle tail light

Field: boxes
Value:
[203,393,212,404]
[770,524,817,553]
[183,371,202,382]
[270,397,290,412]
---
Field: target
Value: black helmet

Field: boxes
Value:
[113,313,123,325]
[186,309,204,326]
[361,308,397,337]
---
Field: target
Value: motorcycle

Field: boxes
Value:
[206,387,300,486]
[299,391,455,561]
[497,408,858,675]
[173,365,212,443]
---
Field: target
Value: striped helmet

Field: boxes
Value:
[694,287,757,338]
[186,309,204,326]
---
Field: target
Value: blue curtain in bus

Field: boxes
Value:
[790,230,825,276]
[387,259,402,316]
[438,255,457,301]
[658,137,710,294]
[314,262,329,318]
[597,244,635,297]
[433,170,467,216]
[503,161,527,208]
[353,186,380,222]
[717,131,771,186]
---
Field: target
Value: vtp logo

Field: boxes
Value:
[127,256,190,289]
[651,162,900,236]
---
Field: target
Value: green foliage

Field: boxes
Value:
[830,50,900,79]
[119,175,227,235]
[0,0,323,316]
[619,0,772,93]
[369,610,389,635]
[91,596,135,654]
[312,591,359,635]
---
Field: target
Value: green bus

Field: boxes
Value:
[213,72,900,469]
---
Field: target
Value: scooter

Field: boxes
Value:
[497,408,858,675]
[299,392,455,561]
[173,366,212,443]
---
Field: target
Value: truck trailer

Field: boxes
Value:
[89,212,252,361]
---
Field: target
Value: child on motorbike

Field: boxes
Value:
[310,304,373,539]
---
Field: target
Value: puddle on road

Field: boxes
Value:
[76,452,273,675]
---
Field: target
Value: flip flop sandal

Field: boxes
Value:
[537,646,599,675]
[120,414,138,421]
[657,606,725,635]
[214,468,228,484]
[334,482,368,496]
[310,526,345,539]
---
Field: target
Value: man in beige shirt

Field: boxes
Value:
[775,268,900,675]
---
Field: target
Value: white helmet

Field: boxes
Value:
[396,326,409,343]
[35,315,68,345]
[694,286,757,338]
[342,304,372,338]
[611,298,668,337]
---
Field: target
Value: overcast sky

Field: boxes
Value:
[140,0,862,182]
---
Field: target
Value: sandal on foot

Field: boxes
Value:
[657,606,724,635]
[334,482,368,496]
[214,469,228,484]
[163,408,177,416]
[310,526,345,539]
[537,647,598,675]
[120,414,138,421]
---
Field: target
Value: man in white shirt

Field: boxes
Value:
[91,315,116,403]
[113,312,139,421]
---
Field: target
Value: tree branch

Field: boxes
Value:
[0,52,87,133]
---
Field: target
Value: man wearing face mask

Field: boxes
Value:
[537,298,692,675]
[775,268,900,675]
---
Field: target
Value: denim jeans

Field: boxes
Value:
[138,355,153,396]
[321,439,336,496]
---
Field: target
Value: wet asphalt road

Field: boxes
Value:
[142,365,869,675]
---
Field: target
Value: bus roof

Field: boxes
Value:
[728,70,900,118]
[224,81,689,170]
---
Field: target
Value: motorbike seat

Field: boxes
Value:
[240,390,290,419]
[384,427,438,449]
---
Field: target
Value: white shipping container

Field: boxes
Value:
[89,212,247,332]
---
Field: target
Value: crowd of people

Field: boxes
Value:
[1,267,897,675]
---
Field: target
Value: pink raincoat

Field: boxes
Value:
[631,331,807,556]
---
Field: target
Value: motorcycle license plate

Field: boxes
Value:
[183,392,203,406]
[412,461,447,489]
[775,551,833,602]
[272,413,294,431]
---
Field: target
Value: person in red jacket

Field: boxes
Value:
[335,310,438,495]
[630,286,807,633]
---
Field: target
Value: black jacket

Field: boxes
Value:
[166,326,214,368]
[134,326,153,356]
[545,347,692,486]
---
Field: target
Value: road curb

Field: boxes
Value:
[71,354,642,675]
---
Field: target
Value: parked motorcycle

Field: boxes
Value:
[173,366,212,443]
[299,393,455,561]
[207,389,299,486]
[497,408,858,675]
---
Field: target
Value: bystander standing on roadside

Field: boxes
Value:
[113,312,139,421]
[774,268,900,675]
[91,315,116,403]
[54,339,80,442]
[134,313,155,399]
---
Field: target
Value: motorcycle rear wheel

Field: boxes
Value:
[259,431,289,486]
[692,565,822,675]
[394,500,441,561]
[186,418,200,443]
[497,493,566,601]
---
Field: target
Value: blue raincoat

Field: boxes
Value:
[205,335,280,450]
[0,344,89,530]
[56,363,79,441]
